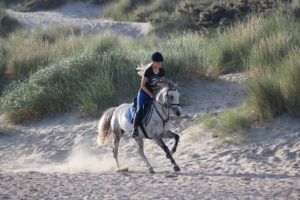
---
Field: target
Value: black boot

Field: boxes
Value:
[131,112,142,138]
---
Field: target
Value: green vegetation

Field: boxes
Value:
[0,8,22,38]
[0,26,86,81]
[103,0,286,34]
[20,0,65,12]
[103,0,180,23]
[200,105,253,139]
[0,0,299,134]
[0,28,207,123]
[207,12,300,119]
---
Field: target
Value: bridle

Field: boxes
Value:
[152,88,181,132]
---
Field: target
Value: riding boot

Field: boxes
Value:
[131,112,142,138]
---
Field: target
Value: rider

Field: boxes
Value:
[131,52,165,137]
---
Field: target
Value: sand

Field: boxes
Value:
[6,2,152,37]
[0,73,299,199]
[2,2,300,199]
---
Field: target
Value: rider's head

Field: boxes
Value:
[151,52,163,69]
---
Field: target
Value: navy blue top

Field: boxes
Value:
[144,66,165,93]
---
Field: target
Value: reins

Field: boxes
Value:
[151,88,181,134]
[140,86,180,139]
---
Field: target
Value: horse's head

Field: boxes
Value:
[156,80,183,117]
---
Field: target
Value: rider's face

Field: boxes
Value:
[152,61,162,69]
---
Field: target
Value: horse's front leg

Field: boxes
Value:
[162,130,180,155]
[154,137,180,172]
[135,138,155,173]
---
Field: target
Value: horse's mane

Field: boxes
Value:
[159,79,177,90]
[154,79,177,96]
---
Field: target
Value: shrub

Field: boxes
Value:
[0,8,22,38]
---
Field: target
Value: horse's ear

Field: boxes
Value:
[167,80,177,90]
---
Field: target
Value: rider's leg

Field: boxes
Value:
[131,110,142,137]
[131,89,150,137]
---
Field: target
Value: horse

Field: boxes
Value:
[96,80,183,173]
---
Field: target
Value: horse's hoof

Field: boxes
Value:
[173,165,181,172]
[149,168,155,173]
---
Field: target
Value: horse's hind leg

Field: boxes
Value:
[113,135,120,170]
[135,138,155,173]
[154,137,180,172]
[163,130,180,155]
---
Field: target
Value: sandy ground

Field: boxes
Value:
[0,73,299,199]
[6,2,152,37]
[2,2,300,199]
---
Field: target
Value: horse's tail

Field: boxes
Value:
[97,107,116,145]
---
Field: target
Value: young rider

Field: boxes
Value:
[131,52,165,137]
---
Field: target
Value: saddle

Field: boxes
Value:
[124,97,153,125]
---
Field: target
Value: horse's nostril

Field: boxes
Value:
[176,111,181,116]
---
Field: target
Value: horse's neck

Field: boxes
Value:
[153,100,169,119]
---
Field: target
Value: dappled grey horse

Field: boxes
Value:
[97,80,183,173]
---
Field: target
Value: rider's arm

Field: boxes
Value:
[141,77,154,98]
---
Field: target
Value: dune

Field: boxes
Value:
[6,1,152,37]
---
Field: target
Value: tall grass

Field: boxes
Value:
[244,14,300,120]
[205,16,262,74]
[278,48,300,117]
[247,73,286,121]
[204,11,300,121]
[246,49,300,121]
[2,26,86,80]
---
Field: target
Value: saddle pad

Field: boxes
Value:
[124,103,152,125]
[124,104,135,123]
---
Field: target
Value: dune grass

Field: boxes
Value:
[195,10,300,137]
[0,7,300,126]
[1,26,86,80]
[199,105,253,140]
[205,11,300,120]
